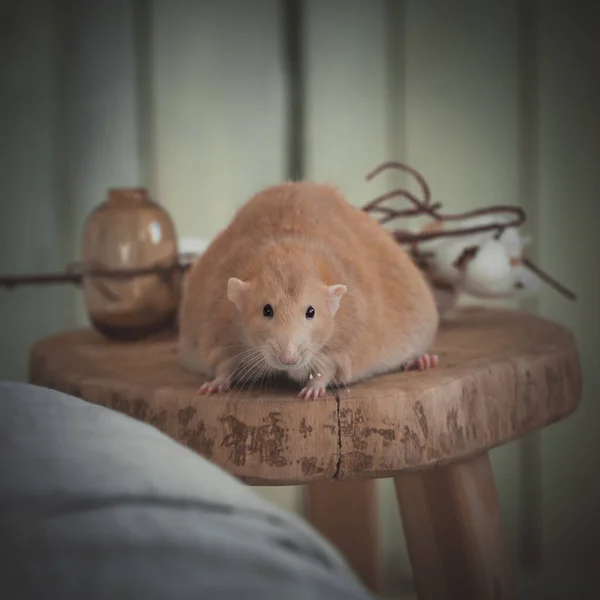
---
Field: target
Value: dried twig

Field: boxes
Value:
[521,257,576,301]
[0,261,191,290]
[363,160,576,301]
[366,160,432,207]
[364,161,526,241]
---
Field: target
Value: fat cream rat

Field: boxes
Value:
[178,181,439,399]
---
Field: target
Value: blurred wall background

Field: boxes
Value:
[1,0,598,598]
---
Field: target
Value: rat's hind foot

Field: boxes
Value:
[403,353,439,372]
[197,377,230,396]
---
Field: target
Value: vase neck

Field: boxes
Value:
[107,188,149,206]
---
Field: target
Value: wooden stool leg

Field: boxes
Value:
[394,452,515,600]
[306,479,380,592]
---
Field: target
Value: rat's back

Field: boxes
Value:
[225,181,361,239]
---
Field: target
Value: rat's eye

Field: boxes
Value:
[263,304,274,318]
[305,306,315,319]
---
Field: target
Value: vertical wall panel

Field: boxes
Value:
[403,0,522,563]
[404,1,520,211]
[380,2,413,587]
[304,0,393,204]
[59,0,144,325]
[0,0,69,381]
[151,0,287,240]
[516,0,543,571]
[537,0,600,566]
[150,0,295,512]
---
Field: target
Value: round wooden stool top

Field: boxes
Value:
[29,308,581,485]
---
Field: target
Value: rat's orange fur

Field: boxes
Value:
[178,181,439,395]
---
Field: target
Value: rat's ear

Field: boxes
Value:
[327,284,347,316]
[227,278,249,311]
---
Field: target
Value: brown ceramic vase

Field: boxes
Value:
[81,188,179,341]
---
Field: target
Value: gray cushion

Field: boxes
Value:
[0,381,373,600]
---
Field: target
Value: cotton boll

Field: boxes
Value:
[423,233,501,286]
[436,287,459,318]
[511,263,543,297]
[519,232,533,248]
[463,239,516,297]
[425,277,460,319]
[497,227,523,260]
[179,236,210,255]
[426,238,471,285]
[416,216,518,286]
[418,217,498,256]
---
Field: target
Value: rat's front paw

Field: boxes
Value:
[298,374,328,400]
[197,377,230,395]
[298,382,327,400]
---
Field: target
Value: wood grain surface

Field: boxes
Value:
[29,308,581,484]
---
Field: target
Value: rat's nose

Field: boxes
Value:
[279,347,299,365]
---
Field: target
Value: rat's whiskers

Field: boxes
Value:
[228,353,263,387]
[226,346,266,364]
[226,348,269,398]
[257,359,276,397]
[259,360,275,396]
[243,356,271,401]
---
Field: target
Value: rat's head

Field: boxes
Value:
[227,259,346,373]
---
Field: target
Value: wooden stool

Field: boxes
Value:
[29,308,581,600]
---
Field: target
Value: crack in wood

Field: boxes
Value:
[332,389,342,479]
